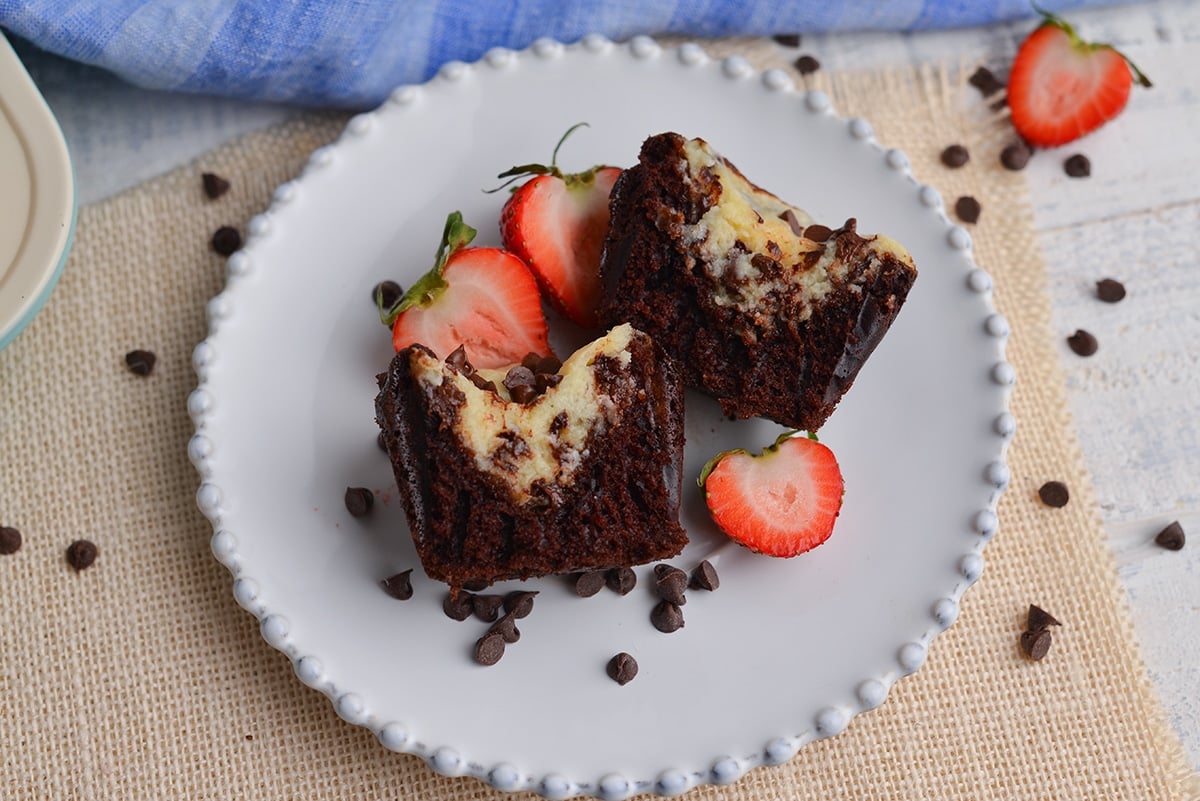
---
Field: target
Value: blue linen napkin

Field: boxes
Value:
[1,0,1129,108]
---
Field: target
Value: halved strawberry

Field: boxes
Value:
[1007,5,1151,148]
[495,124,620,328]
[699,432,844,558]
[382,211,551,369]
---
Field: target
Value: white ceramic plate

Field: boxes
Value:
[191,37,1013,799]
[0,33,75,351]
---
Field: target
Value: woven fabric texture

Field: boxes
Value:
[1,40,1197,801]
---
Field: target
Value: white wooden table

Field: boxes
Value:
[16,0,1199,768]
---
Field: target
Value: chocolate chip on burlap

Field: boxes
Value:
[201,171,231,199]
[1096,278,1126,303]
[66,539,98,571]
[210,225,243,256]
[1153,521,1186,551]
[0,525,21,555]
[793,54,821,75]
[1067,329,1099,357]
[1037,481,1070,508]
[606,652,639,685]
[1000,142,1032,171]
[124,349,157,376]
[955,196,982,224]
[379,570,414,601]
[344,486,374,517]
[1020,628,1054,661]
[772,34,801,48]
[940,144,970,168]
[1027,605,1062,632]
[968,65,1006,97]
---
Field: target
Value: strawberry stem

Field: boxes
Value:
[485,122,610,193]
[381,211,476,325]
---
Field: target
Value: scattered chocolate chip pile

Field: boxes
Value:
[443,589,541,666]
[1063,153,1091,178]
[955,196,982,224]
[940,144,970,168]
[1095,278,1126,303]
[1037,480,1070,508]
[1154,521,1186,551]
[66,539,98,571]
[201,171,231,199]
[373,280,403,311]
[344,486,374,518]
[793,55,821,75]
[124,349,157,377]
[380,569,414,600]
[1000,142,1032,171]
[211,225,243,256]
[1066,329,1099,357]
[773,33,801,48]
[606,652,639,685]
[1020,603,1061,661]
[0,525,21,555]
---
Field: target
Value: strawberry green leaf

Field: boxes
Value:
[381,211,476,325]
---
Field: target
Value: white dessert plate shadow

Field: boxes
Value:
[191,36,1012,799]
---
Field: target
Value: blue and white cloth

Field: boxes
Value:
[1,0,1129,108]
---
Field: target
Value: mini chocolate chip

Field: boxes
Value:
[473,632,506,666]
[472,593,506,622]
[535,372,563,393]
[606,652,639,685]
[573,570,607,598]
[793,54,820,75]
[1027,605,1062,632]
[380,569,414,600]
[462,578,489,592]
[689,560,720,592]
[503,590,538,619]
[372,280,403,310]
[66,539,98,571]
[443,591,475,621]
[210,225,242,256]
[779,209,805,237]
[504,365,538,403]
[376,431,388,453]
[124,349,157,376]
[650,600,685,633]
[522,353,562,374]
[201,172,231,199]
[654,569,687,606]
[772,33,801,48]
[1064,154,1091,178]
[954,196,982,224]
[1067,329,1099,357]
[940,144,970,168]
[1037,481,1070,508]
[968,66,1005,97]
[1020,628,1053,661]
[802,224,833,243]
[605,566,637,595]
[468,372,497,393]
[1096,278,1126,303]
[489,613,521,644]
[446,345,473,374]
[0,526,21,555]
[1154,520,1186,551]
[1000,142,1031,171]
[344,486,374,517]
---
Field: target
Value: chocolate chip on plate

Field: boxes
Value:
[344,486,374,517]
[443,591,475,621]
[210,225,243,256]
[380,569,414,600]
[793,54,821,75]
[372,280,403,310]
[201,172,231,199]
[66,539,98,571]
[955,196,982,224]
[968,66,1005,97]
[573,570,607,598]
[650,600,685,633]
[1064,154,1091,178]
[1027,604,1062,632]
[1000,142,1032,171]
[1095,278,1126,303]
[1020,628,1053,661]
[1154,520,1186,551]
[472,593,506,623]
[653,566,687,606]
[1037,480,1070,508]
[689,560,720,592]
[0,526,21,555]
[473,632,506,666]
[940,144,970,168]
[503,590,538,618]
[124,349,157,376]
[773,33,801,48]
[376,431,388,453]
[488,613,521,644]
[606,652,639,685]
[605,566,637,595]
[462,578,489,592]
[1066,329,1099,357]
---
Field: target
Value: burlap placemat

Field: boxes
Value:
[2,41,1197,800]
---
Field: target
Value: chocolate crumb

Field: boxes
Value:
[772,34,801,48]
[124,349,157,376]
[66,539,98,571]
[473,632,506,666]
[489,613,521,644]
[372,280,403,310]
[689,560,720,592]
[605,566,637,595]
[1154,521,1186,551]
[380,569,414,600]
[606,652,639,685]
[1027,605,1062,631]
[954,196,982,224]
[1095,278,1126,303]
[940,144,970,168]
[201,172,231,199]
[1064,154,1091,178]
[0,526,21,555]
[1000,142,1032,171]
[650,600,685,633]
[968,66,1005,97]
[344,486,374,518]
[443,591,475,621]
[1020,628,1053,661]
[1066,329,1099,357]
[462,578,489,592]
[210,225,242,256]
[793,54,821,75]
[653,566,688,606]
[573,570,607,598]
[472,593,506,622]
[503,590,538,619]
[1037,481,1070,508]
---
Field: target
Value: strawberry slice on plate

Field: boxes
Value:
[495,123,621,328]
[1007,4,1151,148]
[382,211,551,369]
[700,432,845,558]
